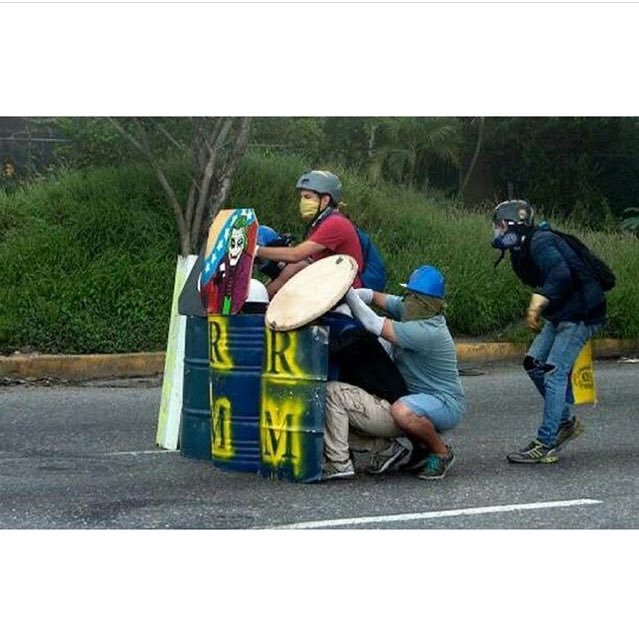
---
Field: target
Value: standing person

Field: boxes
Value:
[323,265,467,481]
[255,170,364,297]
[491,199,607,463]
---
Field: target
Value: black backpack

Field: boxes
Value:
[551,229,616,292]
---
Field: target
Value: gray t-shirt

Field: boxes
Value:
[386,295,466,410]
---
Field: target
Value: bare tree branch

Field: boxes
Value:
[190,118,234,248]
[208,118,225,148]
[110,116,252,256]
[199,117,252,246]
[211,118,233,155]
[460,116,485,196]
[109,117,148,158]
[156,122,190,154]
[109,117,190,254]
[184,181,198,240]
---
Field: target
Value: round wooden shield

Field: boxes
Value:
[265,254,359,331]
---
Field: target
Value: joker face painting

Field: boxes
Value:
[228,226,246,266]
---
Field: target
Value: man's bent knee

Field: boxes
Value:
[524,355,554,374]
[326,380,340,396]
[523,355,536,372]
[390,400,410,423]
[326,380,357,398]
[390,400,429,426]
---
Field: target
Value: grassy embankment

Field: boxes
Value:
[1,151,636,354]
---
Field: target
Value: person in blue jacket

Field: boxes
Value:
[491,200,607,463]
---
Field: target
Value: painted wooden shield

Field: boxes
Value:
[265,254,358,331]
[199,208,258,315]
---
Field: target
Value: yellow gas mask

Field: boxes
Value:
[299,196,320,221]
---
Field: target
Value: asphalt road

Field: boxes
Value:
[1,360,638,529]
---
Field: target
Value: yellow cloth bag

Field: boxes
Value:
[571,340,597,405]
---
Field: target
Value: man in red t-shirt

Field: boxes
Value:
[255,170,364,297]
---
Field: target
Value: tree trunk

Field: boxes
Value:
[407,149,417,188]
[196,117,251,250]
[460,116,485,197]
[367,123,377,158]
[110,117,252,257]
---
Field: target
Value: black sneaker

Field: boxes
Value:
[417,446,455,480]
[367,440,411,475]
[507,439,558,464]
[397,444,430,472]
[556,417,585,450]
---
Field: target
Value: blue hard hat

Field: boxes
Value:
[258,225,279,246]
[400,265,445,298]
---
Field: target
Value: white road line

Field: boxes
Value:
[105,449,177,456]
[0,449,177,461]
[271,498,602,529]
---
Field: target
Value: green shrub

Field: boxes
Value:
[227,154,532,336]
[0,166,176,353]
[1,152,638,354]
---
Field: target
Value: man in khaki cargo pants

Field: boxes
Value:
[324,381,408,477]
[321,265,467,481]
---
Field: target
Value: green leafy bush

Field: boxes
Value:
[1,152,638,354]
[0,166,176,353]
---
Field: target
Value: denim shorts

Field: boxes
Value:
[397,393,465,431]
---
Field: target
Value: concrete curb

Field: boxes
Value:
[455,338,639,363]
[2,339,638,382]
[0,352,165,381]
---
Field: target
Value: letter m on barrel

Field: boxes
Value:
[260,401,303,469]
[260,325,329,481]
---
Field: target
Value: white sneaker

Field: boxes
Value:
[321,460,356,481]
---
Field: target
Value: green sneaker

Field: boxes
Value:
[556,417,585,450]
[507,439,559,464]
[397,444,430,473]
[417,446,455,480]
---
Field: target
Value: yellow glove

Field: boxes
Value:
[525,293,549,331]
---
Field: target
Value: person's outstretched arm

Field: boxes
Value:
[345,288,398,344]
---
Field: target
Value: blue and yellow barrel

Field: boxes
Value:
[259,324,329,483]
[210,313,265,473]
[180,315,211,460]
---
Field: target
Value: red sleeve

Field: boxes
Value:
[309,216,355,253]
[307,216,364,287]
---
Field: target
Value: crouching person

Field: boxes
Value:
[322,265,467,481]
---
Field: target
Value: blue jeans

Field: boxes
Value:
[525,320,603,447]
